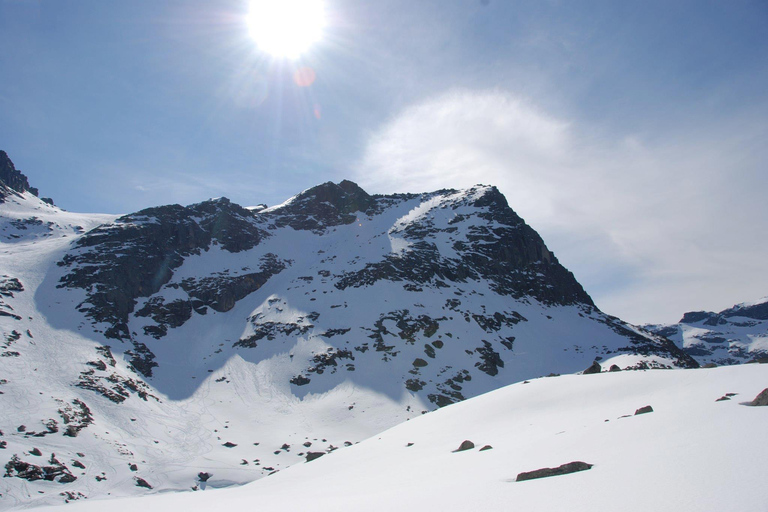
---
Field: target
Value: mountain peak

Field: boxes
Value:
[267,179,375,231]
[0,150,54,204]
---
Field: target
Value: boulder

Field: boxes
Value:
[583,361,601,375]
[453,440,475,452]
[749,388,768,406]
[305,452,325,462]
[516,461,593,482]
[634,405,653,415]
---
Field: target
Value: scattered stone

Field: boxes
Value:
[609,364,621,372]
[634,405,654,415]
[516,461,593,482]
[748,388,768,406]
[29,448,42,456]
[72,460,85,470]
[715,396,730,402]
[583,361,601,375]
[198,472,211,482]
[453,440,475,452]
[479,445,493,451]
[129,463,138,471]
[222,442,237,448]
[305,452,325,462]
[406,442,414,447]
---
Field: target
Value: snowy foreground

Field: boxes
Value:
[35,364,767,512]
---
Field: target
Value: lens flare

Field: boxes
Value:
[294,67,317,87]
[247,0,325,59]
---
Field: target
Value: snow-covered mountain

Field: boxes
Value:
[646,298,768,366]
[0,151,696,509]
[35,365,768,512]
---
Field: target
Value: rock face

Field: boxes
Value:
[516,461,593,482]
[646,297,768,366]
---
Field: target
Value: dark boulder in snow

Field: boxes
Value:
[583,361,601,374]
[748,388,768,406]
[609,364,621,372]
[635,405,654,415]
[516,461,593,482]
[134,477,152,489]
[305,452,325,462]
[453,440,475,452]
[479,445,493,451]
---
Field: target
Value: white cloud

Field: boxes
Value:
[355,89,768,324]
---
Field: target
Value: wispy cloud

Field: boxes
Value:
[355,89,768,323]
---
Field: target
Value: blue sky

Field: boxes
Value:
[1,0,767,323]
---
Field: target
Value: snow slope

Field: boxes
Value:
[34,364,768,512]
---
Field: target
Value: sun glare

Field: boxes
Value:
[247,0,326,59]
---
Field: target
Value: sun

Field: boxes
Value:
[246,0,326,59]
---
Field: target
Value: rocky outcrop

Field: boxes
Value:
[335,186,594,308]
[0,151,39,198]
[265,180,376,232]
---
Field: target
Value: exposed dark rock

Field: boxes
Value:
[748,388,768,406]
[583,361,601,374]
[453,440,475,452]
[609,364,621,372]
[516,461,593,482]
[721,301,768,321]
[290,375,310,386]
[305,452,325,462]
[266,180,375,232]
[475,341,504,376]
[4,454,77,483]
[479,445,493,451]
[56,198,275,372]
[0,151,43,199]
[197,472,211,482]
[307,348,354,375]
[634,405,654,415]
[405,378,426,392]
[222,442,237,448]
[134,477,152,489]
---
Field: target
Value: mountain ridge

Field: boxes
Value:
[0,152,697,508]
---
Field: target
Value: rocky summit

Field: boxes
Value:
[0,153,696,508]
